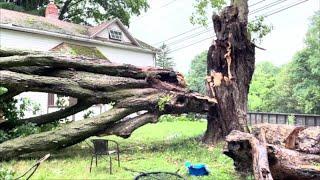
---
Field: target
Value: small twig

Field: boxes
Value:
[254,44,266,51]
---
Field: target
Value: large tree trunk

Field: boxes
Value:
[0,49,216,160]
[203,0,254,144]
[224,125,320,180]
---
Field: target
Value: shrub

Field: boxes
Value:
[0,166,15,180]
[159,114,204,122]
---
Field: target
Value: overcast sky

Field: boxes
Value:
[129,0,320,73]
[129,0,319,74]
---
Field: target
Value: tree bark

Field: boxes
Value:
[224,125,320,180]
[203,0,254,144]
[0,48,216,160]
[0,107,135,160]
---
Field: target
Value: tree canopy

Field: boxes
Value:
[186,51,206,94]
[0,0,149,26]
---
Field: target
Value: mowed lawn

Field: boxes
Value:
[2,121,240,180]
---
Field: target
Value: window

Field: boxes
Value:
[109,30,122,41]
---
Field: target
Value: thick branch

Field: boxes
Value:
[0,49,177,80]
[0,107,137,160]
[99,113,158,138]
[0,100,93,130]
[0,48,218,160]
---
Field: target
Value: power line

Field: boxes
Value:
[132,0,179,23]
[263,0,310,18]
[155,0,287,46]
[250,0,289,15]
[153,25,204,45]
[166,28,213,46]
[164,0,284,48]
[249,0,266,7]
[169,35,215,53]
[161,0,179,8]
[168,0,310,53]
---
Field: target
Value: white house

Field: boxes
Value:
[0,2,157,120]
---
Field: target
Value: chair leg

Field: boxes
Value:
[95,155,98,167]
[90,156,94,173]
[109,156,112,174]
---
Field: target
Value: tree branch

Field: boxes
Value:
[0,100,94,130]
[99,112,158,138]
[0,107,137,160]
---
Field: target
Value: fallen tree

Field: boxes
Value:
[224,124,320,180]
[0,48,216,160]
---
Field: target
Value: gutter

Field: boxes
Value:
[0,24,156,55]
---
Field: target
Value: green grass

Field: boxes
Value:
[2,121,239,180]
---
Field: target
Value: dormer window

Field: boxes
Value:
[109,29,122,41]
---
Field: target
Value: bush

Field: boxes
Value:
[0,130,10,143]
[159,114,204,122]
[0,166,15,180]
[10,123,40,138]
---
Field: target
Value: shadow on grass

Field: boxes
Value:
[13,135,205,162]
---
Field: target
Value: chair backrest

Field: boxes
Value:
[91,139,109,155]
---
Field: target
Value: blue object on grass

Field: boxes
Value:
[185,161,209,176]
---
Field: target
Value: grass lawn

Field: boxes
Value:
[2,121,240,180]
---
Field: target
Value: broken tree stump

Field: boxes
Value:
[224,124,320,180]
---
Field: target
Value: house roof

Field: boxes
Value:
[51,43,108,59]
[0,8,157,53]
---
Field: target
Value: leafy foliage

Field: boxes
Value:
[248,61,280,112]
[190,0,226,26]
[0,0,149,26]
[248,16,273,44]
[83,109,95,119]
[158,95,172,111]
[248,11,320,114]
[190,0,272,42]
[186,51,207,94]
[0,166,15,180]
[156,44,175,69]
[159,114,205,122]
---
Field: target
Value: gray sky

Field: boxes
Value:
[129,0,320,74]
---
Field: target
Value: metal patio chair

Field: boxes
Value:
[89,139,120,174]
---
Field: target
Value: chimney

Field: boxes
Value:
[45,0,59,19]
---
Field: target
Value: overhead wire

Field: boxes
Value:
[249,0,289,15]
[154,0,287,45]
[154,0,274,46]
[168,0,311,53]
[132,0,179,23]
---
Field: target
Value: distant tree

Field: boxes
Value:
[0,0,149,26]
[186,51,207,94]
[249,11,320,114]
[286,11,320,114]
[248,61,280,112]
[269,64,301,113]
[156,44,175,69]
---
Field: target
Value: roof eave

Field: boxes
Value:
[0,24,157,54]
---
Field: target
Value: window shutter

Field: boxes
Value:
[48,93,54,106]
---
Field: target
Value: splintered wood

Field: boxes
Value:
[224,124,320,180]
